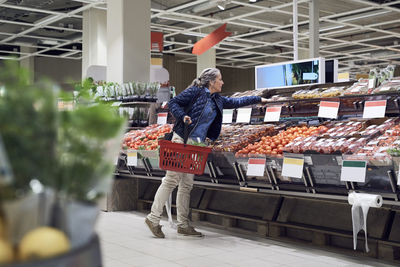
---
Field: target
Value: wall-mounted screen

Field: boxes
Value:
[255,58,325,90]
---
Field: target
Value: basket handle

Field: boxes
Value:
[183,121,189,145]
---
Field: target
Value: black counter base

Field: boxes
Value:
[134,178,400,264]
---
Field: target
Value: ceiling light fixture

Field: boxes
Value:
[249,0,257,2]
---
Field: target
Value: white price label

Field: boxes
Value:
[363,100,387,119]
[236,108,252,123]
[127,151,138,167]
[246,158,266,177]
[157,112,168,125]
[368,78,375,89]
[340,160,367,183]
[281,157,304,179]
[222,109,234,124]
[264,106,281,122]
[318,101,340,119]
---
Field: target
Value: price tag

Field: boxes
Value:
[222,109,234,124]
[157,112,168,125]
[236,108,252,123]
[363,100,387,119]
[340,160,367,183]
[318,101,340,119]
[368,78,375,89]
[246,158,266,177]
[127,151,138,167]
[281,156,304,179]
[264,106,281,122]
[161,101,168,108]
[111,101,122,107]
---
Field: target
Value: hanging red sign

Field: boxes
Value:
[192,23,231,55]
[151,32,163,52]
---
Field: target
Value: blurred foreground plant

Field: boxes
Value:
[0,61,125,203]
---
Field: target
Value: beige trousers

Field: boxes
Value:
[147,133,195,228]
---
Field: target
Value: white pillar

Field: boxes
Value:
[197,48,216,77]
[20,46,35,83]
[107,0,151,83]
[82,8,107,79]
[309,0,320,58]
[293,0,298,60]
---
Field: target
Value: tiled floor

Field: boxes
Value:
[96,211,396,267]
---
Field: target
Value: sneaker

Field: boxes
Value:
[177,226,203,237]
[145,218,165,238]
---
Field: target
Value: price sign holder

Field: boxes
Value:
[157,112,168,125]
[236,108,252,123]
[340,160,367,183]
[127,150,138,167]
[246,158,266,177]
[282,155,304,179]
[318,101,340,119]
[264,106,282,122]
[363,100,387,119]
[222,109,234,124]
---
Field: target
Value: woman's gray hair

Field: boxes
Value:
[188,68,221,89]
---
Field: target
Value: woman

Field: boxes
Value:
[145,68,268,238]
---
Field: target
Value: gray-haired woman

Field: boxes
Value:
[145,68,268,238]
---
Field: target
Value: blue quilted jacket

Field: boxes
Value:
[168,86,261,141]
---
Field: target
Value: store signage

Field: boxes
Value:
[340,160,367,183]
[246,158,266,177]
[264,106,281,122]
[318,101,340,119]
[222,109,234,124]
[282,156,304,179]
[192,23,231,55]
[338,72,350,82]
[127,150,138,167]
[363,100,387,119]
[151,32,163,52]
[157,112,168,125]
[236,108,252,123]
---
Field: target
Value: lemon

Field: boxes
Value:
[18,227,70,261]
[0,239,14,263]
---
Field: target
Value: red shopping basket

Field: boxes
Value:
[158,139,212,175]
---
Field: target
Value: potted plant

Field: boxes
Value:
[0,61,126,265]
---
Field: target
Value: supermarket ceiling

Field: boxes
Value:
[0,0,399,75]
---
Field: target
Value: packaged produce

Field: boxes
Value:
[213,124,276,152]
[372,79,400,94]
[319,86,345,97]
[343,79,369,95]
[236,125,328,157]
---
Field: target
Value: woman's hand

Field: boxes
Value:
[183,115,192,124]
[261,97,268,103]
